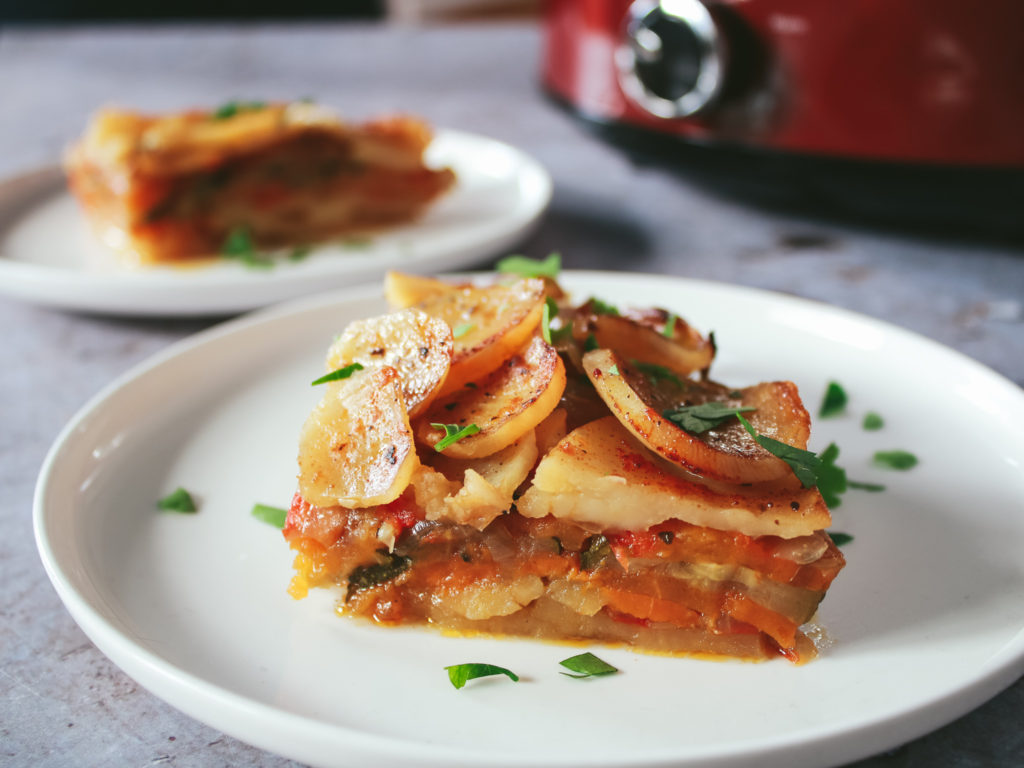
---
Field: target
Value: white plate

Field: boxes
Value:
[34,272,1024,768]
[0,130,551,316]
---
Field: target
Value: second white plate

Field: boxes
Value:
[35,272,1024,768]
[0,130,551,316]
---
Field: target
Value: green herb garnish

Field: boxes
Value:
[607,364,620,376]
[873,450,918,470]
[541,297,559,344]
[583,334,599,352]
[848,480,886,492]
[452,322,475,339]
[288,245,311,262]
[445,663,520,689]
[663,403,756,434]
[862,412,884,430]
[221,226,273,269]
[814,442,848,508]
[559,652,618,679]
[212,100,267,120]
[251,503,288,528]
[432,423,481,451]
[736,414,847,505]
[589,297,620,316]
[157,487,197,513]
[829,532,854,547]
[819,381,848,418]
[311,362,364,386]
[495,252,561,279]
[662,312,677,338]
[631,360,683,388]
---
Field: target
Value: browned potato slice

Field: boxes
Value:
[534,407,568,456]
[516,416,830,539]
[298,366,418,508]
[574,313,713,376]
[582,348,810,485]
[428,429,539,496]
[326,308,452,417]
[417,336,566,459]
[383,270,461,308]
[417,278,547,396]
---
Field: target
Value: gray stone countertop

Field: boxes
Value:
[1,21,1021,768]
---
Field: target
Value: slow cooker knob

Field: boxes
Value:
[616,0,726,119]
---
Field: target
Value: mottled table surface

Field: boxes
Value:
[2,21,1021,768]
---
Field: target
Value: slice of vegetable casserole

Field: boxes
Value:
[283,270,844,663]
[65,102,454,264]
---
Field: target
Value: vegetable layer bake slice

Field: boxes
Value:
[282,270,845,663]
[65,102,455,264]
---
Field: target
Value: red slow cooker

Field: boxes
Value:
[542,0,1024,231]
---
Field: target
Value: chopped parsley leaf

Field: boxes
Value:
[631,360,683,388]
[445,663,519,689]
[663,402,756,434]
[736,414,848,505]
[212,100,267,120]
[829,532,854,547]
[662,312,677,338]
[251,503,288,528]
[452,322,475,339]
[559,652,618,679]
[814,442,848,508]
[589,297,620,316]
[432,423,481,451]
[848,479,886,492]
[819,381,848,418]
[311,362,364,386]
[583,333,599,352]
[495,252,561,279]
[607,364,620,376]
[157,487,197,513]
[862,412,884,430]
[541,297,559,344]
[221,226,273,269]
[873,450,918,470]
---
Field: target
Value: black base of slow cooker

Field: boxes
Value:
[548,93,1024,243]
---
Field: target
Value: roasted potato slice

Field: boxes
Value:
[325,308,452,417]
[383,270,461,308]
[516,416,830,539]
[573,312,713,376]
[582,348,810,485]
[298,366,418,508]
[428,428,539,496]
[416,277,546,396]
[417,336,566,459]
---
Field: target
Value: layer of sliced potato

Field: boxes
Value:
[582,348,810,485]
[383,270,460,308]
[416,277,547,396]
[516,416,830,539]
[298,366,418,508]
[325,308,452,417]
[417,336,566,459]
[574,312,714,376]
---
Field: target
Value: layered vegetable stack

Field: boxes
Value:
[65,102,455,264]
[283,270,845,662]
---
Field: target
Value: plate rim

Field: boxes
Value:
[33,271,1024,768]
[0,128,552,317]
